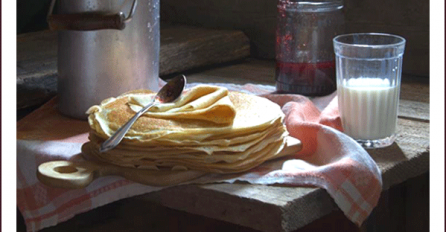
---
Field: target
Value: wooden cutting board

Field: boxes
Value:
[37,136,302,189]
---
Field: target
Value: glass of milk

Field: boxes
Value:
[333,33,406,148]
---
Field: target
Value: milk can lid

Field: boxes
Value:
[278,0,344,12]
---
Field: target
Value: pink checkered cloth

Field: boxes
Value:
[17,82,382,232]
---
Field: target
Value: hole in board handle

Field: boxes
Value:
[54,166,78,174]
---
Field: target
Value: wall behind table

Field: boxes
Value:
[160,0,429,77]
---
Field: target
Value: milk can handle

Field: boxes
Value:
[47,0,138,31]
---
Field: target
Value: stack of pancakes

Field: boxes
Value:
[82,85,290,174]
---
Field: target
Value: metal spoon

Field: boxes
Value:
[99,75,187,153]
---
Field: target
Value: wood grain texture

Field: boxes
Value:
[160,0,429,76]
[370,118,429,191]
[140,184,337,232]
[16,25,250,109]
[399,99,429,122]
[160,26,250,76]
[17,30,59,109]
[23,196,359,232]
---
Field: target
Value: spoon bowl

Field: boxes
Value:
[99,75,187,153]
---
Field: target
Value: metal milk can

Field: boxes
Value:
[47,0,160,119]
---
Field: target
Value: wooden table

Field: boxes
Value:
[17,27,429,232]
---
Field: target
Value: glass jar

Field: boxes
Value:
[275,0,345,96]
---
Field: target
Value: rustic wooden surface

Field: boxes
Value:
[17,25,250,109]
[160,0,429,77]
[17,22,429,230]
[17,58,429,232]
[18,194,358,232]
[137,60,429,232]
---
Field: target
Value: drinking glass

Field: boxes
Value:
[333,33,406,148]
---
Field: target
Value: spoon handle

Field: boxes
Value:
[99,100,156,153]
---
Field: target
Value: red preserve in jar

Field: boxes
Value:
[275,0,345,96]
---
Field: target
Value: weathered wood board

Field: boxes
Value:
[160,25,250,76]
[17,25,250,109]
[22,116,430,232]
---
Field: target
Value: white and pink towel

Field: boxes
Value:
[17,82,382,232]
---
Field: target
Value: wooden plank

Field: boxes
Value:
[399,75,430,103]
[187,59,277,85]
[23,196,358,232]
[140,184,337,232]
[30,196,268,232]
[160,26,250,76]
[399,99,429,122]
[17,30,59,110]
[16,25,250,109]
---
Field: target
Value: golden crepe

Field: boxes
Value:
[83,85,290,175]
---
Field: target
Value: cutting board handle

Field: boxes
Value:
[37,160,98,189]
[36,136,302,189]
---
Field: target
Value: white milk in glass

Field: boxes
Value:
[337,77,400,140]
